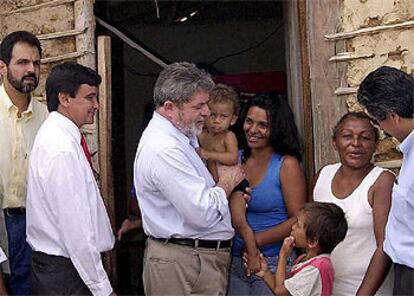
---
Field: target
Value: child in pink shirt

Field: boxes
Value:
[253,202,348,296]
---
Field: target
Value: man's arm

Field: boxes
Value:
[44,152,114,296]
[153,147,243,230]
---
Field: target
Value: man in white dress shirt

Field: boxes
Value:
[26,62,115,296]
[358,66,414,295]
[134,62,244,295]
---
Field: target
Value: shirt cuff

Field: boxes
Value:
[213,186,230,217]
[88,277,113,296]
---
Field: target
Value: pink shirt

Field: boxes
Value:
[285,254,334,296]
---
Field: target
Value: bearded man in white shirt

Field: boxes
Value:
[134,62,245,295]
[26,62,115,296]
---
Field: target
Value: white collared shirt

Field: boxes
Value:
[26,112,115,296]
[384,129,414,268]
[134,112,234,240]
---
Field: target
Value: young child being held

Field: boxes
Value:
[254,202,348,296]
[197,84,240,181]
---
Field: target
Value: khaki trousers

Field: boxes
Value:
[143,237,231,296]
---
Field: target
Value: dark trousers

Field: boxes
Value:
[4,212,32,295]
[31,251,91,295]
[394,263,414,295]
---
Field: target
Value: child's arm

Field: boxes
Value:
[253,254,276,289]
[198,131,238,165]
[230,192,260,273]
[273,236,295,296]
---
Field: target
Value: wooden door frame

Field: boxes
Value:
[284,1,314,188]
[97,35,117,286]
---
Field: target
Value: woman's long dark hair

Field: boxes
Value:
[236,93,302,161]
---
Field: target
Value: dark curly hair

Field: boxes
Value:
[302,202,348,254]
[236,93,302,161]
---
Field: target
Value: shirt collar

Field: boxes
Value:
[152,111,198,148]
[399,129,414,155]
[50,111,81,144]
[0,84,33,119]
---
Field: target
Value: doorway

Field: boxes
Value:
[94,1,310,293]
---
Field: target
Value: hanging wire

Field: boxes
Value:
[208,21,283,67]
[154,0,160,19]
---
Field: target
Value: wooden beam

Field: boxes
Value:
[40,51,87,64]
[0,0,76,15]
[297,1,315,187]
[38,28,86,41]
[308,0,346,171]
[325,19,414,40]
[1,29,86,45]
[75,0,95,69]
[97,35,117,286]
[329,52,375,62]
[75,0,99,168]
[334,87,358,96]
[375,159,402,169]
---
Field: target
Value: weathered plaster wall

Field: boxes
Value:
[0,0,98,165]
[0,0,76,99]
[339,0,414,166]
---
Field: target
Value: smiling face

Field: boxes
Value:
[243,106,271,149]
[59,84,99,127]
[3,42,40,93]
[333,117,377,169]
[175,89,210,137]
[205,101,236,135]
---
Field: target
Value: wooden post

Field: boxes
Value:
[307,0,346,171]
[297,1,315,187]
[75,0,99,169]
[97,35,117,286]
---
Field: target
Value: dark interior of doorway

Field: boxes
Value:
[95,1,287,294]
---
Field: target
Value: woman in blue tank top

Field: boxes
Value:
[227,94,306,296]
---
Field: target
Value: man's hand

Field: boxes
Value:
[116,218,142,240]
[196,147,209,160]
[216,164,245,197]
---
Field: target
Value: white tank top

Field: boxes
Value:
[313,163,393,296]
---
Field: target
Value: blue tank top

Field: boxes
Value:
[232,153,289,257]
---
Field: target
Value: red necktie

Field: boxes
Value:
[80,134,115,231]
[81,134,95,173]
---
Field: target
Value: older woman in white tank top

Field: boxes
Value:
[313,112,394,296]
